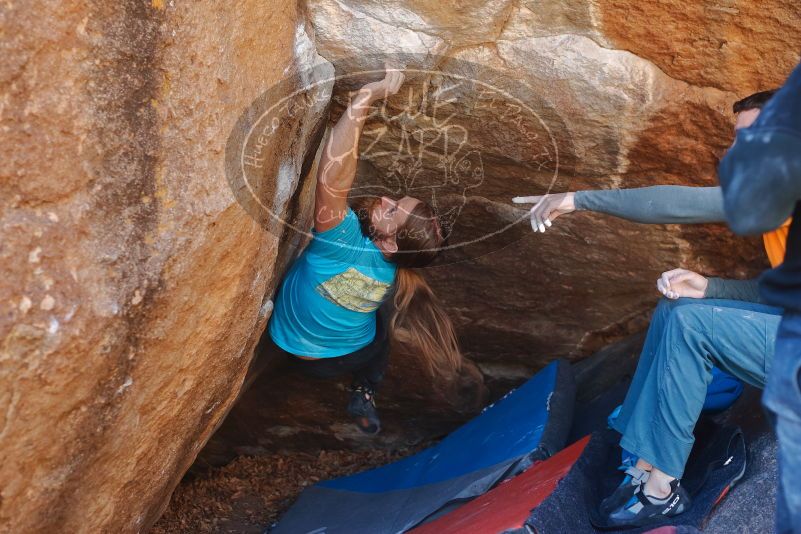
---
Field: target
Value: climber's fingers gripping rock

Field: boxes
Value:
[512,192,576,233]
[361,68,405,102]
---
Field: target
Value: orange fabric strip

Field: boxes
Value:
[763,218,792,268]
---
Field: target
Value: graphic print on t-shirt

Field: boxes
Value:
[316,267,391,313]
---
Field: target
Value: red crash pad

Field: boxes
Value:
[411,436,590,534]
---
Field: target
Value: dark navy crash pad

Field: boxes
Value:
[270,360,575,534]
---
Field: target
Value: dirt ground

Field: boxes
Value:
[152,445,424,533]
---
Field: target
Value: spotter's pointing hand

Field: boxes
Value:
[512,192,576,233]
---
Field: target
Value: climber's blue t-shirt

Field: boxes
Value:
[269,209,397,358]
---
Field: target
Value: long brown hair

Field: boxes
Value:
[390,268,462,376]
[353,197,462,375]
[388,202,462,376]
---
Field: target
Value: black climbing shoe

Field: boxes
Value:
[599,463,650,515]
[347,386,381,435]
[607,478,691,528]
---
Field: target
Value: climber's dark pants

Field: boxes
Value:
[276,310,391,391]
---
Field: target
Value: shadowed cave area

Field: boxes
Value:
[156,46,778,534]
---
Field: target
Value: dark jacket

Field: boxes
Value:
[719,61,801,313]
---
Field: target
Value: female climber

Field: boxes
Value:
[267,68,461,434]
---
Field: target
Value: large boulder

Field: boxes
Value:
[306,0,797,384]
[0,1,330,532]
[196,0,800,464]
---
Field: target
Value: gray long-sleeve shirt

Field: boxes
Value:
[574,185,725,224]
[574,185,762,303]
[704,277,762,303]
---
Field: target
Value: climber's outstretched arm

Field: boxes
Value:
[314,70,405,232]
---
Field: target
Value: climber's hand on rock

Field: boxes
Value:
[656,268,708,299]
[359,69,405,104]
[512,192,576,233]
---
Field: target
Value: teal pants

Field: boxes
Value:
[611,298,782,478]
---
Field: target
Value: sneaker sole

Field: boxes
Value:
[713,449,748,507]
[355,417,380,435]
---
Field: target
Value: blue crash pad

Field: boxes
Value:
[271,359,575,534]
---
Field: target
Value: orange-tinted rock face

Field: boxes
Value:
[1,1,329,532]
[597,0,801,93]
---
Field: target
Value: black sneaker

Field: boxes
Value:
[607,478,691,528]
[599,464,650,515]
[347,386,381,435]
